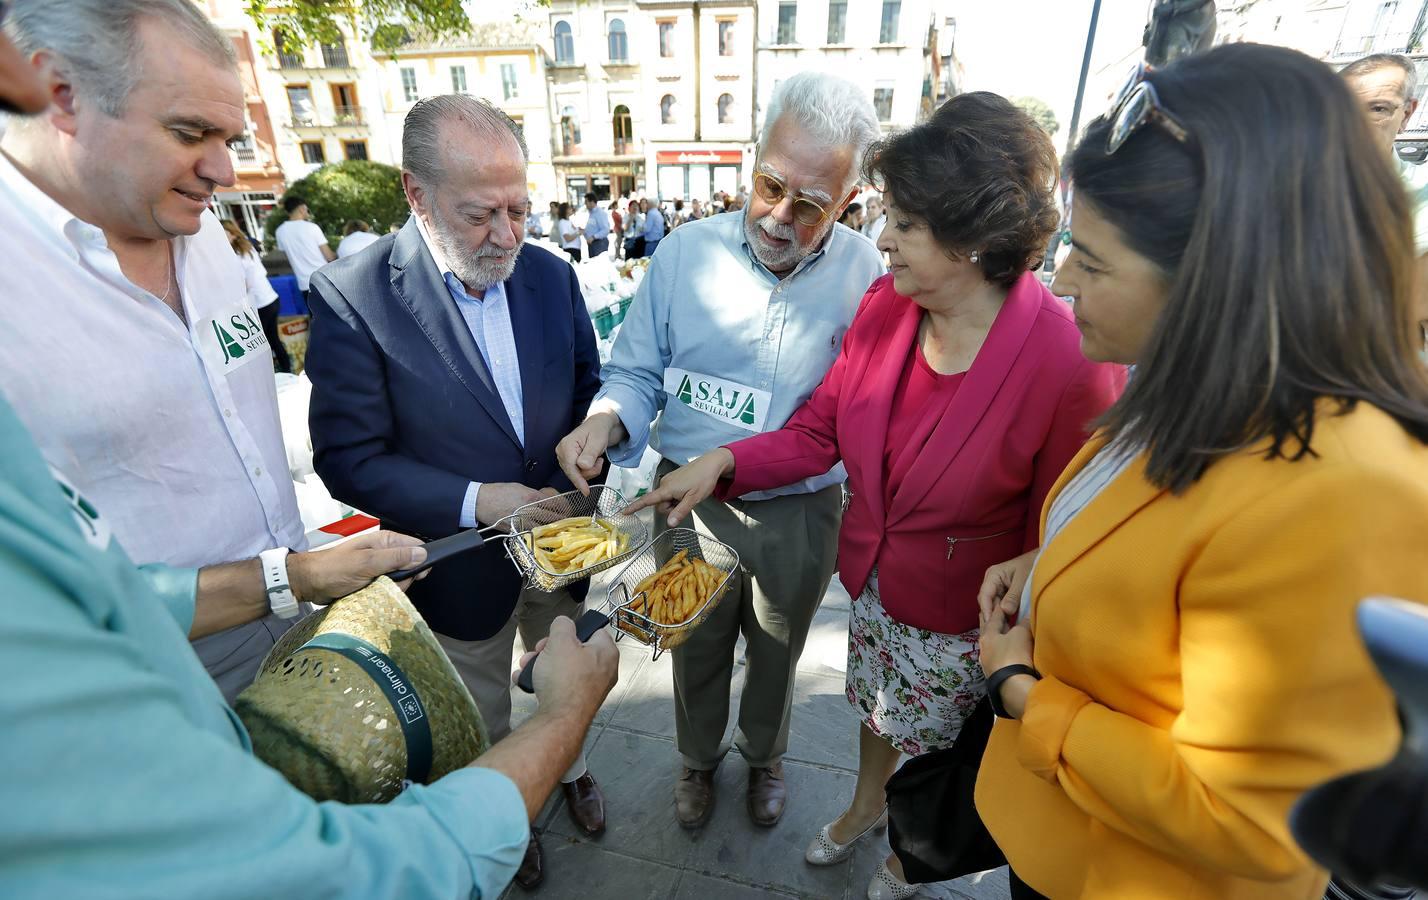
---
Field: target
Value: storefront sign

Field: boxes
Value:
[655,149,743,165]
[561,162,639,175]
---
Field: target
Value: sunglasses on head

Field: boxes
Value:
[752,172,833,228]
[1106,62,1192,155]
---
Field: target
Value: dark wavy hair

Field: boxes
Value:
[862,91,1059,288]
[1070,43,1428,491]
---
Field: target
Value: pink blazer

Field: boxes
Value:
[718,272,1125,634]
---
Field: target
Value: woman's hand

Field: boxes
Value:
[623,448,735,527]
[978,548,1038,629]
[979,603,1037,718]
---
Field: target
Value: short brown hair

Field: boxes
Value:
[863,91,1059,288]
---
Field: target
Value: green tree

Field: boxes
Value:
[244,0,471,55]
[1013,96,1060,138]
[265,160,408,245]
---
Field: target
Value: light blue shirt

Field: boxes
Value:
[642,207,666,241]
[582,205,611,240]
[0,396,528,900]
[412,218,526,529]
[593,212,885,498]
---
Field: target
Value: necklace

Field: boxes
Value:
[155,243,174,303]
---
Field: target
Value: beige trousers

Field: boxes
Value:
[656,461,843,770]
[436,584,588,782]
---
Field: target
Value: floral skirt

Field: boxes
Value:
[845,571,985,756]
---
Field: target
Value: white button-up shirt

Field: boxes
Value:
[0,152,305,568]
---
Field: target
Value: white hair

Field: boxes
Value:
[4,0,236,118]
[758,72,881,186]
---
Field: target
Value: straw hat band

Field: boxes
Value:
[301,632,435,784]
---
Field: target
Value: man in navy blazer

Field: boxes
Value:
[305,95,603,890]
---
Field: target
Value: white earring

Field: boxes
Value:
[969,251,980,264]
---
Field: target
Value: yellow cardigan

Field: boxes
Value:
[975,401,1428,899]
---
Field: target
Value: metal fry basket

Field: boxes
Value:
[503,486,649,592]
[602,528,740,659]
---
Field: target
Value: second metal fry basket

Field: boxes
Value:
[502,485,649,592]
[602,528,741,659]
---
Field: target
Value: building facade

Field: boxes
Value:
[199,0,288,240]
[754,0,941,137]
[247,19,395,181]
[638,0,758,203]
[545,0,652,203]
[371,22,557,202]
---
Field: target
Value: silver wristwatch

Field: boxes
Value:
[259,547,300,619]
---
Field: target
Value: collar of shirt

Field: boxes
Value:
[0,150,114,261]
[735,208,831,282]
[412,212,510,307]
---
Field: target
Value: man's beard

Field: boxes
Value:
[743,209,830,273]
[429,205,523,291]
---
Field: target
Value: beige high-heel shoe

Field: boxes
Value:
[867,858,923,900]
[804,808,889,866]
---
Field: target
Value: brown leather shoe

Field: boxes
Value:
[515,828,543,890]
[674,766,716,830]
[561,772,606,837]
[747,762,787,827]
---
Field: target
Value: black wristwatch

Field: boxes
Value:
[987,664,1041,719]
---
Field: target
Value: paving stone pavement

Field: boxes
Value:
[499,573,1011,900]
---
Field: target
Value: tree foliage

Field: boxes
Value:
[1013,96,1060,137]
[244,0,471,55]
[264,160,409,244]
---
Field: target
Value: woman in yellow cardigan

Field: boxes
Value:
[973,44,1428,900]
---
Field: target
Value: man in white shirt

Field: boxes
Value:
[581,191,611,257]
[0,0,321,701]
[335,219,380,259]
[274,194,335,303]
[523,195,546,240]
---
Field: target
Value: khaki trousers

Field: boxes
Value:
[436,585,587,782]
[656,461,843,770]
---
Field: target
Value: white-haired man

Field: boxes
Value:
[1341,53,1428,354]
[557,72,885,829]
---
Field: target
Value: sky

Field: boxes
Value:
[951,0,1158,151]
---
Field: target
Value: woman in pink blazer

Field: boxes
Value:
[632,94,1124,898]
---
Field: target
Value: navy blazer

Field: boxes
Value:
[306,221,601,640]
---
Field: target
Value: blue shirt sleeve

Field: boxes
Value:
[0,406,531,900]
[3,550,531,900]
[594,240,675,467]
[136,562,200,634]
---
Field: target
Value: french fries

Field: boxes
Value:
[526,516,632,574]
[622,551,726,627]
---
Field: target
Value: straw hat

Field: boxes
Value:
[235,576,489,803]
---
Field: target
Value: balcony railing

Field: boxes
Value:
[276,50,304,68]
[321,44,351,68]
[291,108,364,127]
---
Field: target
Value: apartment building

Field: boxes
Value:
[371,21,557,200]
